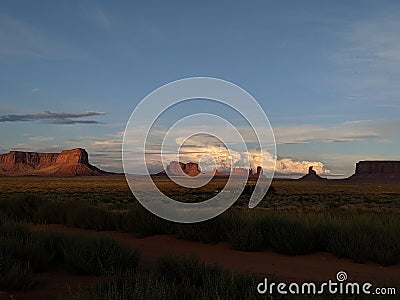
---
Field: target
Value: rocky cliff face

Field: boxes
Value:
[161,161,201,176]
[351,161,400,179]
[0,148,105,176]
[56,148,89,165]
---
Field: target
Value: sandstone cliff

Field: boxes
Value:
[350,161,400,179]
[0,148,106,176]
[159,161,201,177]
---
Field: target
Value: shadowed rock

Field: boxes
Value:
[298,166,327,181]
[350,161,400,179]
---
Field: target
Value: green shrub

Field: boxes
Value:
[0,221,141,291]
[63,235,139,275]
[87,272,177,300]
[23,232,65,271]
[174,213,232,244]
[125,206,173,237]
[65,200,119,231]
[1,193,400,266]
[85,256,261,300]
[0,260,33,291]
[0,224,63,272]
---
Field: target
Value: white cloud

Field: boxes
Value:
[275,158,329,175]
[28,136,54,142]
[143,134,330,176]
[31,88,39,93]
[3,117,396,175]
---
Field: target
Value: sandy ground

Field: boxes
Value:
[3,224,400,299]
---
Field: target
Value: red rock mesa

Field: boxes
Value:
[0,148,105,176]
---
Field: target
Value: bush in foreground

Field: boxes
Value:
[0,220,140,290]
[63,235,139,275]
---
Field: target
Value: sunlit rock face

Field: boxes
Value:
[159,161,201,177]
[0,148,105,176]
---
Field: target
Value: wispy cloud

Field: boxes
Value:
[0,111,106,124]
[83,8,111,32]
[28,136,54,142]
[341,18,400,67]
[0,15,89,61]
[31,88,39,93]
[331,15,400,107]
[63,134,124,172]
[274,120,400,144]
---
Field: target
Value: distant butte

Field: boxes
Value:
[156,161,264,178]
[0,148,107,176]
[158,161,201,177]
[349,161,400,180]
[298,166,327,181]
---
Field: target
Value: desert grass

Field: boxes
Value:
[83,255,394,300]
[0,219,139,291]
[1,176,400,267]
[63,234,139,275]
[2,175,400,211]
[84,256,261,300]
[1,193,399,265]
[0,219,397,298]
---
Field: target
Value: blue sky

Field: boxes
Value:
[1,1,399,177]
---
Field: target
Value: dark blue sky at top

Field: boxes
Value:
[0,0,399,175]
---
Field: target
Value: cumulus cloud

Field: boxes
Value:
[144,133,330,176]
[275,158,330,175]
[0,111,106,124]
[147,146,330,176]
